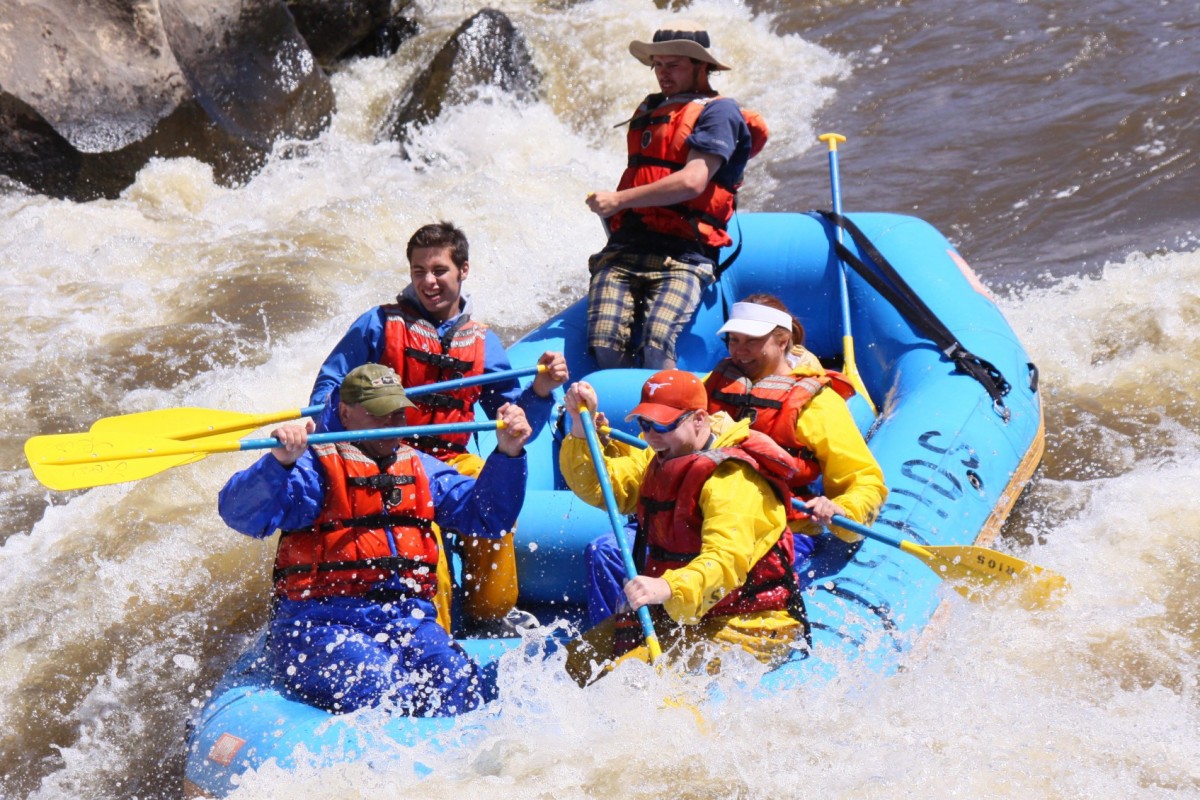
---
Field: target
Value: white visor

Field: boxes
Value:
[716,302,793,338]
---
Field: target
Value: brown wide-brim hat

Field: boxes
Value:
[629,24,732,71]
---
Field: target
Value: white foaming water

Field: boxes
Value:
[1,4,843,798]
[3,1,1198,797]
[218,251,1200,799]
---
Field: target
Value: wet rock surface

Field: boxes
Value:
[0,0,332,199]
[0,2,539,199]
[381,8,541,144]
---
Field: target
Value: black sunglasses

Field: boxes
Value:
[635,410,695,435]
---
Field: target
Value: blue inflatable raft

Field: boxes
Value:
[183,211,1044,797]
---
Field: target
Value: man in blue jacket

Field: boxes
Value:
[218,363,532,715]
[309,221,567,628]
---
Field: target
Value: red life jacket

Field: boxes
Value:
[273,441,440,601]
[380,299,488,460]
[704,359,861,514]
[609,92,768,249]
[635,430,796,618]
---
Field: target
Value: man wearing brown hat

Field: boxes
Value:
[584,24,768,371]
[217,363,532,715]
[557,370,805,682]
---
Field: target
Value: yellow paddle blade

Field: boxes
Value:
[901,541,1068,608]
[840,334,877,415]
[24,431,241,491]
[28,449,207,491]
[90,406,306,441]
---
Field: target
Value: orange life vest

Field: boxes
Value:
[380,299,488,460]
[273,441,439,601]
[705,359,859,512]
[635,431,796,618]
[609,92,768,249]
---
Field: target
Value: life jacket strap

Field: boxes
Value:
[646,543,699,564]
[404,435,469,456]
[284,513,433,535]
[404,347,474,374]
[411,391,467,412]
[346,474,416,490]
[272,554,431,580]
[627,154,686,171]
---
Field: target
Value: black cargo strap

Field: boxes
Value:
[814,210,1013,420]
[284,513,431,536]
[273,554,429,580]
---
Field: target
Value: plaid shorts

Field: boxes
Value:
[586,250,713,361]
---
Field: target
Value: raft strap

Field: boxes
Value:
[814,210,1014,419]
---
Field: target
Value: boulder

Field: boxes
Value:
[0,0,333,200]
[381,8,540,142]
[285,0,407,64]
[338,9,420,62]
[160,0,333,148]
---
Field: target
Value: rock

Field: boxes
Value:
[285,0,399,64]
[0,1,188,153]
[381,8,540,142]
[0,0,333,200]
[338,8,420,62]
[157,0,333,150]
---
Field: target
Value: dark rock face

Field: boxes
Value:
[0,1,188,153]
[285,0,399,64]
[338,11,420,62]
[381,8,541,142]
[0,2,541,199]
[160,0,334,148]
[0,0,333,200]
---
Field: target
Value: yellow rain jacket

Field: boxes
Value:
[780,352,888,541]
[560,416,801,676]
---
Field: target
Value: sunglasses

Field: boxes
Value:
[635,410,695,435]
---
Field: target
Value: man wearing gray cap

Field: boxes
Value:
[217,363,532,716]
[584,22,768,371]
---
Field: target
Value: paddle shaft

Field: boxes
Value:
[602,424,1044,580]
[822,134,852,335]
[280,366,544,426]
[88,364,545,443]
[579,407,663,662]
[818,133,875,412]
[242,421,501,452]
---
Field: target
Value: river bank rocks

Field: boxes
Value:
[0,2,539,200]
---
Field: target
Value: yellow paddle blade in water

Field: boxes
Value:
[900,540,1069,608]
